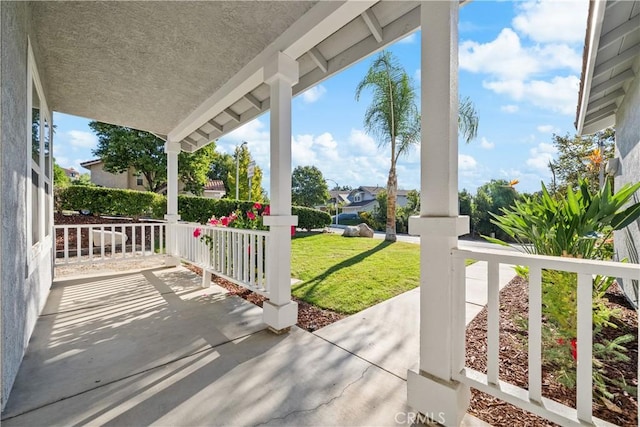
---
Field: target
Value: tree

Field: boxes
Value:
[90,122,167,192]
[548,128,614,194]
[178,144,218,196]
[208,152,234,194]
[356,50,479,242]
[53,162,71,187]
[291,166,330,207]
[90,122,218,194]
[227,144,265,201]
[356,51,421,242]
[472,179,519,239]
[459,189,473,217]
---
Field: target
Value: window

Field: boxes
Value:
[136,176,143,186]
[354,193,362,202]
[27,40,52,254]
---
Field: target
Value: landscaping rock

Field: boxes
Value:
[356,223,374,238]
[343,226,360,237]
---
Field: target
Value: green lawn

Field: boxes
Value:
[291,233,421,314]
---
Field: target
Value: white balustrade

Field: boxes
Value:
[172,222,270,296]
[452,247,640,426]
[54,222,166,265]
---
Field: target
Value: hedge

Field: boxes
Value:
[56,186,331,230]
[56,186,164,219]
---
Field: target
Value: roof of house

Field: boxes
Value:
[80,159,102,169]
[575,0,640,135]
[355,186,410,197]
[343,199,377,209]
[204,180,226,192]
[328,190,350,203]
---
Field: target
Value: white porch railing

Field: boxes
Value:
[452,247,640,426]
[54,222,167,265]
[171,222,270,296]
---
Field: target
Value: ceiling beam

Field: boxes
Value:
[195,129,209,140]
[587,88,625,111]
[590,68,635,96]
[224,108,241,122]
[307,47,328,73]
[244,93,262,110]
[208,119,223,132]
[183,136,198,146]
[296,5,420,97]
[593,45,640,78]
[585,103,617,124]
[361,9,383,43]
[598,18,639,51]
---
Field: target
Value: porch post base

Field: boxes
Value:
[164,255,180,267]
[407,369,470,427]
[263,300,298,332]
[202,270,211,288]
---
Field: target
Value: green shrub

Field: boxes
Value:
[57,186,330,230]
[292,206,331,231]
[56,185,164,219]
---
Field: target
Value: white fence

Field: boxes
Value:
[172,222,270,296]
[452,247,640,426]
[54,223,166,265]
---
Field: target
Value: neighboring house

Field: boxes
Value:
[576,0,640,306]
[81,159,226,198]
[61,167,80,180]
[316,190,349,211]
[80,159,149,191]
[203,179,226,199]
[341,185,409,214]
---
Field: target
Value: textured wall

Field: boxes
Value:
[613,63,640,307]
[1,2,53,410]
[88,163,129,189]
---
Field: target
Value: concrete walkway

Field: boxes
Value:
[1,265,497,427]
[315,261,515,380]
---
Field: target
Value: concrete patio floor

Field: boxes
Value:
[1,264,496,426]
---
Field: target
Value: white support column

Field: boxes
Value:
[406,3,470,426]
[164,140,181,267]
[262,52,299,333]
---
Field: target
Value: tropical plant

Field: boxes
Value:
[488,179,640,259]
[356,51,478,241]
[490,178,640,402]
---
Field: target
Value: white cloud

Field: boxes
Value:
[301,85,327,104]
[67,130,97,149]
[484,75,580,115]
[500,105,519,113]
[480,137,495,150]
[513,0,589,44]
[414,68,421,83]
[459,154,478,171]
[398,33,417,44]
[537,124,559,133]
[459,28,581,81]
[348,129,377,153]
[526,142,557,171]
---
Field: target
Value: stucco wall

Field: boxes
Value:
[613,60,640,307]
[1,2,53,410]
[88,162,129,189]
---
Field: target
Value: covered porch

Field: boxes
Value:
[0,263,487,426]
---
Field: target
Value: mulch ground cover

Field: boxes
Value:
[466,276,638,426]
[184,264,345,332]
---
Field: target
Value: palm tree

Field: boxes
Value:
[356,50,479,242]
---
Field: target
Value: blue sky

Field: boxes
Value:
[54,0,589,195]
